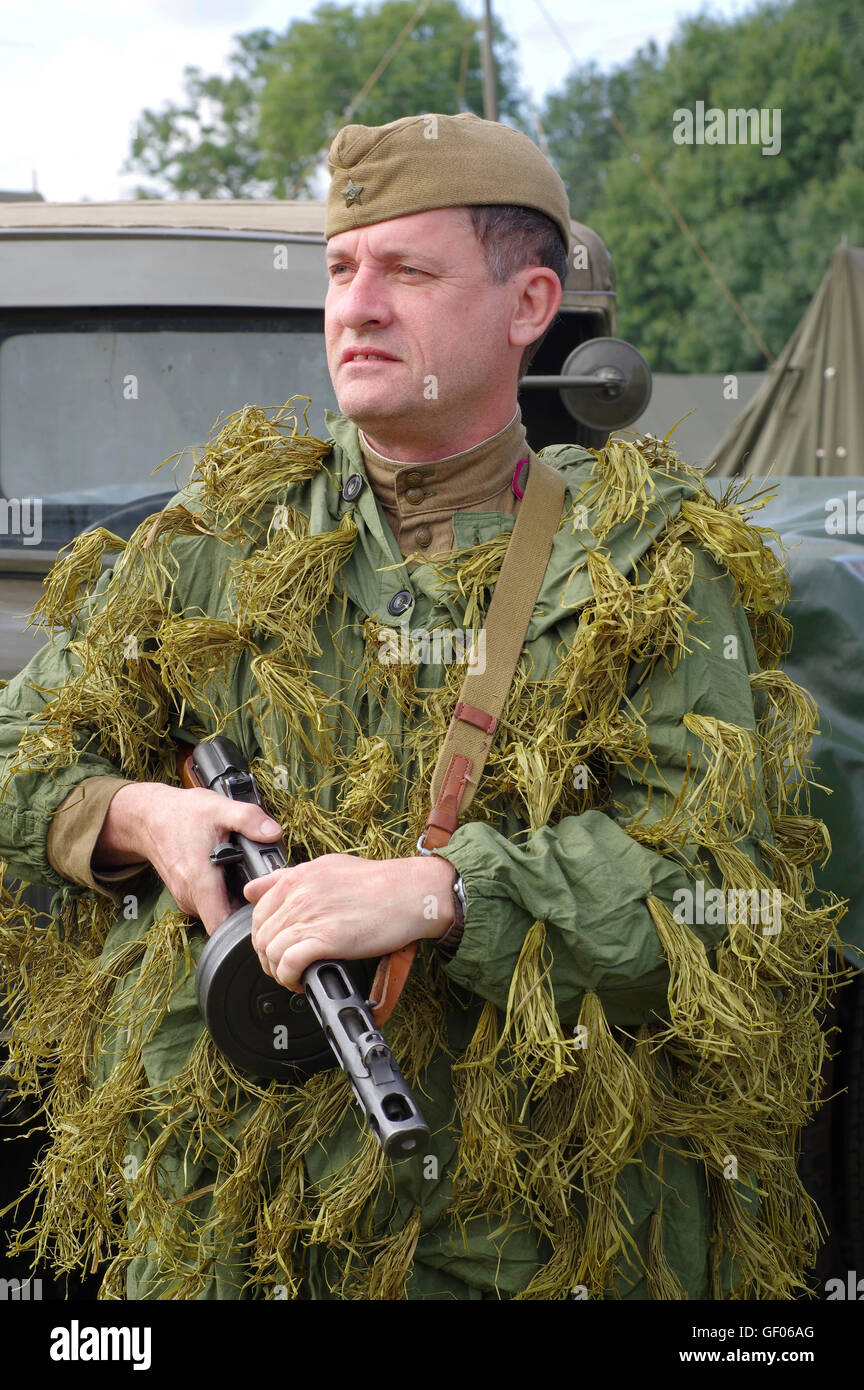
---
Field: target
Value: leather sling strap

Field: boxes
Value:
[368,450,567,1024]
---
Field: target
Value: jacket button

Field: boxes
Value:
[387,589,413,616]
[341,473,364,501]
[403,470,424,487]
[405,487,425,506]
[415,525,432,548]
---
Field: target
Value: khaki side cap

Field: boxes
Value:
[326,112,572,255]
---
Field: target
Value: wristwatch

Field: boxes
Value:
[417,836,466,958]
[436,871,466,959]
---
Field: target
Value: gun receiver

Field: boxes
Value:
[187,736,429,1159]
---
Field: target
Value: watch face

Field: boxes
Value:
[454,874,467,909]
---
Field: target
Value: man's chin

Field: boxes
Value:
[335,387,414,428]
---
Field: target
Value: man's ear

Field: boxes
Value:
[509,266,563,350]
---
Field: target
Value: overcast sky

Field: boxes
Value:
[0,0,756,202]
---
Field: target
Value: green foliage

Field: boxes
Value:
[257,0,525,194]
[124,0,525,200]
[542,0,864,370]
[125,29,279,199]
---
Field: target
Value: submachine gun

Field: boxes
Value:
[182,736,429,1159]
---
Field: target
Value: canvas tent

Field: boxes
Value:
[710,244,864,477]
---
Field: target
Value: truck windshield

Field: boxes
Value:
[0,310,337,552]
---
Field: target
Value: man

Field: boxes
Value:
[0,113,840,1300]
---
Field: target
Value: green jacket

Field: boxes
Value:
[0,403,839,1300]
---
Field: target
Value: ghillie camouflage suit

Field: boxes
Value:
[0,399,844,1299]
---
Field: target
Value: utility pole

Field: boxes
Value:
[481,0,498,122]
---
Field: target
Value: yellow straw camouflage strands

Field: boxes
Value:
[0,397,846,1300]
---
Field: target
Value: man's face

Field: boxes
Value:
[324,207,525,448]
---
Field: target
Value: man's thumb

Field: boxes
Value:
[225,799,282,839]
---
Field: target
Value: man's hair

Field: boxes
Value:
[467,205,570,377]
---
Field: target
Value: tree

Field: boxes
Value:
[126,29,279,199]
[541,0,864,371]
[124,1,526,200]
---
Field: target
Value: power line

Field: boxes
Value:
[457,20,473,111]
[289,0,434,197]
[524,89,551,158]
[530,0,776,363]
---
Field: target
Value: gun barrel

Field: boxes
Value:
[303,961,429,1158]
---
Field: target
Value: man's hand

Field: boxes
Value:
[93,782,285,935]
[242,853,457,990]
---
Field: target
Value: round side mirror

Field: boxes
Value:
[558,337,653,429]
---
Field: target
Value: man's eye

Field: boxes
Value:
[327,263,424,278]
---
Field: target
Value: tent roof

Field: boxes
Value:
[709,244,864,477]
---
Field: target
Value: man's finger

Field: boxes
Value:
[250,891,301,953]
[245,868,299,939]
[206,790,283,842]
[242,868,288,902]
[272,934,329,991]
[252,922,305,993]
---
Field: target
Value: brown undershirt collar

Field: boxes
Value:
[358,408,528,558]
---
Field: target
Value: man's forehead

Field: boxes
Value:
[325,207,474,260]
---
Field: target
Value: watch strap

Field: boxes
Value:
[436,873,466,958]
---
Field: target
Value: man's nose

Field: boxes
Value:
[331,266,393,330]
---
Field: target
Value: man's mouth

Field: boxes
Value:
[341,348,399,365]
